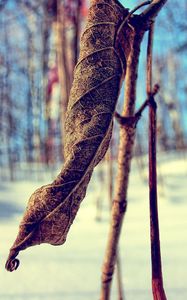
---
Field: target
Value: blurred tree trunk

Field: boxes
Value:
[155,55,186,151]
[167,54,186,151]
[43,1,57,166]
[55,0,85,159]
[4,24,15,180]
[134,129,147,183]
[56,0,71,135]
[71,0,82,71]
[23,7,45,169]
[25,28,34,164]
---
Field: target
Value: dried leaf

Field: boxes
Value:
[6,0,129,271]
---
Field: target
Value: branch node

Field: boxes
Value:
[112,199,127,214]
[131,83,160,121]
[114,112,140,128]
[152,83,160,96]
[149,94,157,109]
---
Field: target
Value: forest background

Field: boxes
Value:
[0,0,186,177]
[0,1,187,300]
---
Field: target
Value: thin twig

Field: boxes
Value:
[141,0,167,20]
[114,83,159,126]
[147,23,167,300]
[129,0,153,16]
[147,24,154,94]
[108,146,125,300]
[114,111,140,127]
[116,0,152,42]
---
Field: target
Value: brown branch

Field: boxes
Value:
[116,0,151,39]
[149,95,167,300]
[129,1,152,16]
[100,0,167,298]
[116,250,124,300]
[108,146,125,300]
[100,24,145,300]
[114,111,140,127]
[147,24,167,300]
[141,0,168,21]
[147,23,154,94]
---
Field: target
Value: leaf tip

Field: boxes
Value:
[5,250,20,272]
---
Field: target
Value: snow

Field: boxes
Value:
[0,153,187,299]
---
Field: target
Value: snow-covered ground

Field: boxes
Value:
[0,153,187,299]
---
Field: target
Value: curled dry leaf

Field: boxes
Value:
[6,0,129,271]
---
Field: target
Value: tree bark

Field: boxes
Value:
[101,26,144,300]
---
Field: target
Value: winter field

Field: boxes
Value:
[0,152,187,300]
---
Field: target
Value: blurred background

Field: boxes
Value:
[0,1,187,300]
[0,0,186,180]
